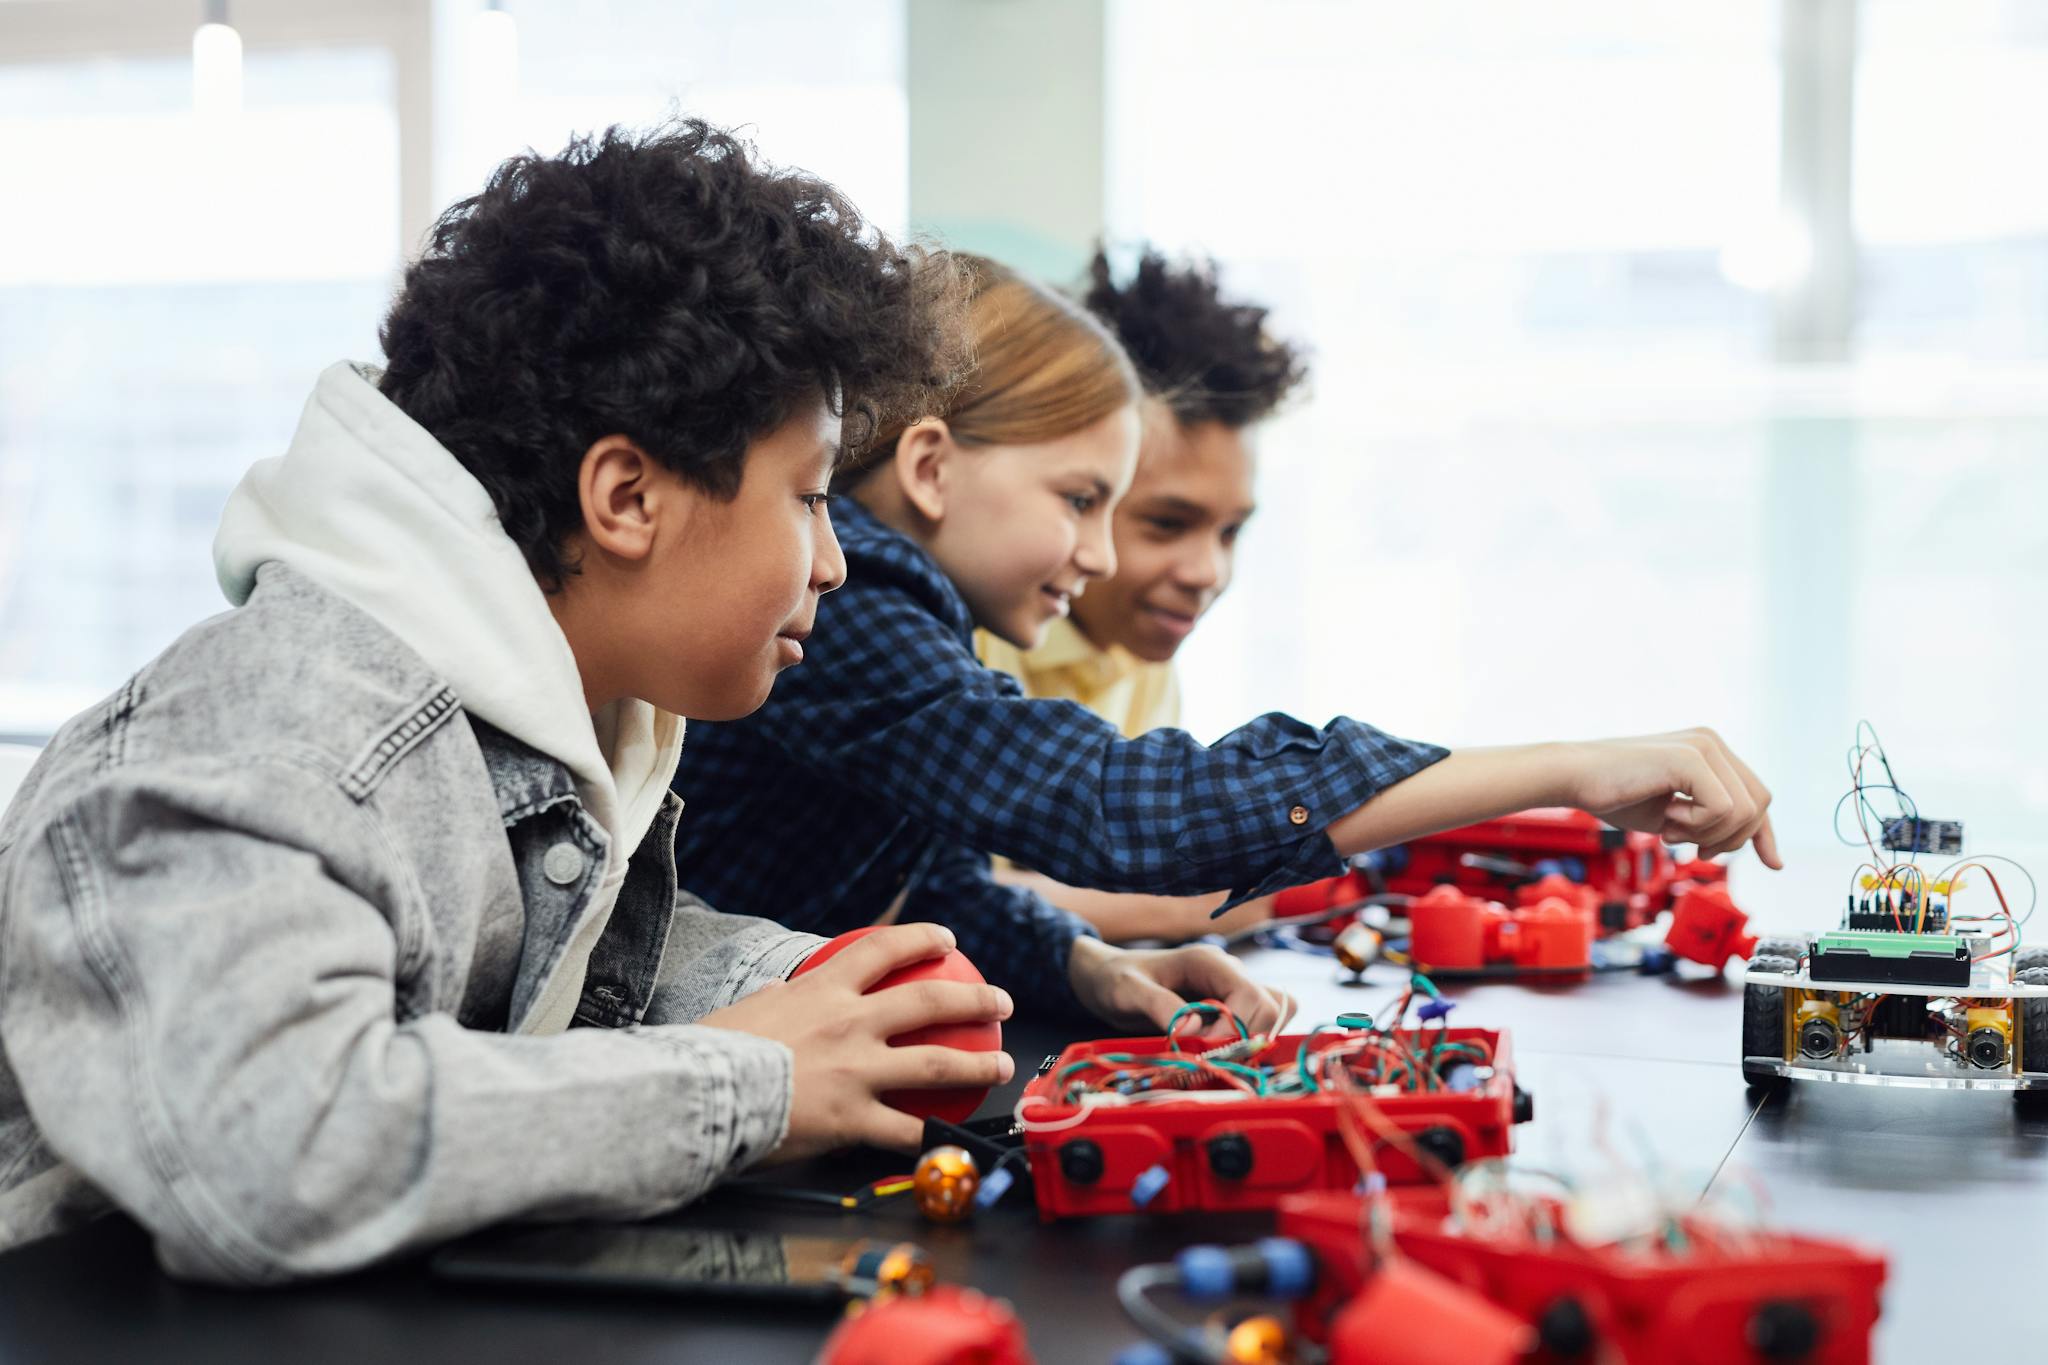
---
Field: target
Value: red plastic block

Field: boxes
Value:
[1280,1188,1885,1365]
[1327,1258,1530,1365]
[1385,809,1727,934]
[1406,885,1594,974]
[818,1285,1035,1365]
[1021,1028,1527,1220]
[1663,882,1760,971]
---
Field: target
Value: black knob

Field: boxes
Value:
[1058,1139,1104,1185]
[1749,1300,1821,1360]
[1536,1296,1596,1358]
[1413,1125,1466,1171]
[1205,1132,1255,1180]
[1513,1085,1536,1125]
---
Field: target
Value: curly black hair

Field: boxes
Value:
[1080,246,1307,430]
[379,119,965,587]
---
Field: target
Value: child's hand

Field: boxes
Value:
[700,924,1015,1160]
[1066,936,1297,1039]
[1563,727,1781,867]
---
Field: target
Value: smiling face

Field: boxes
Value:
[1069,403,1257,663]
[897,405,1142,649]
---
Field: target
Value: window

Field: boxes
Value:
[0,46,397,736]
[1108,0,2048,839]
[0,1,909,738]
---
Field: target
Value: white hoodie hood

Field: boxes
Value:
[215,361,684,1032]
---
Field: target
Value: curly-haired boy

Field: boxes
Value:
[0,121,1003,1282]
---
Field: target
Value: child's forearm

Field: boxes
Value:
[1323,745,1574,859]
[1324,730,1781,868]
[994,864,1231,943]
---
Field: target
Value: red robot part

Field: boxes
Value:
[1271,809,1735,941]
[1512,872,1601,915]
[1272,871,1368,919]
[1280,1188,1885,1365]
[1022,1028,1530,1220]
[1394,809,1654,931]
[1326,1258,1531,1365]
[816,1284,1035,1365]
[1406,885,1595,975]
[1663,882,1761,971]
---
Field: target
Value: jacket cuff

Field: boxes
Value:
[743,928,830,988]
[1221,727,1450,906]
[631,1025,793,1176]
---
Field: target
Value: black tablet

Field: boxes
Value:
[431,1224,858,1307]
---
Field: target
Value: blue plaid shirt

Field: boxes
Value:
[671,498,1448,1014]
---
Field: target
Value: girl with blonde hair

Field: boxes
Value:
[672,252,1777,1032]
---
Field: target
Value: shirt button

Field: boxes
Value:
[543,842,586,885]
[1288,805,1310,826]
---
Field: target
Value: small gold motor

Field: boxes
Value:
[1334,922,1384,976]
[1796,999,1843,1060]
[1965,1004,2013,1070]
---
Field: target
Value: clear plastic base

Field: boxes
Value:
[1744,1050,2048,1091]
[1740,964,2048,999]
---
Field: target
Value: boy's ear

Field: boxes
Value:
[892,419,954,523]
[577,434,669,563]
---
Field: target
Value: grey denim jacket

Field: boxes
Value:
[0,563,821,1283]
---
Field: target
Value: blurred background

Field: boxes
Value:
[1,0,2043,871]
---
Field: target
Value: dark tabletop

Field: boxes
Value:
[5,861,2045,1363]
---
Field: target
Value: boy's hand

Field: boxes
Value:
[1067,936,1297,1039]
[1563,727,1781,868]
[699,924,1015,1161]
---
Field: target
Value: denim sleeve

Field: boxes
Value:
[895,839,1099,1019]
[775,580,1451,902]
[0,764,794,1285]
[641,890,828,1025]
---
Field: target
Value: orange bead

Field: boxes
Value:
[1225,1314,1291,1364]
[912,1144,981,1223]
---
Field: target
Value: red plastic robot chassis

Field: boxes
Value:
[1275,807,1728,936]
[1021,1028,1531,1220]
[1279,1187,1886,1365]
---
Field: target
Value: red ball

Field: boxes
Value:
[791,925,1003,1124]
[818,1284,1034,1365]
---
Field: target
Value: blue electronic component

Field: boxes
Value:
[1173,1239,1316,1300]
[973,1164,1014,1210]
[1441,1061,1484,1092]
[1880,816,1963,856]
[1175,1244,1233,1299]
[1255,1237,1315,1297]
[1130,1163,1170,1209]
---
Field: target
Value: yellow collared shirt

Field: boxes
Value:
[975,617,1182,739]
